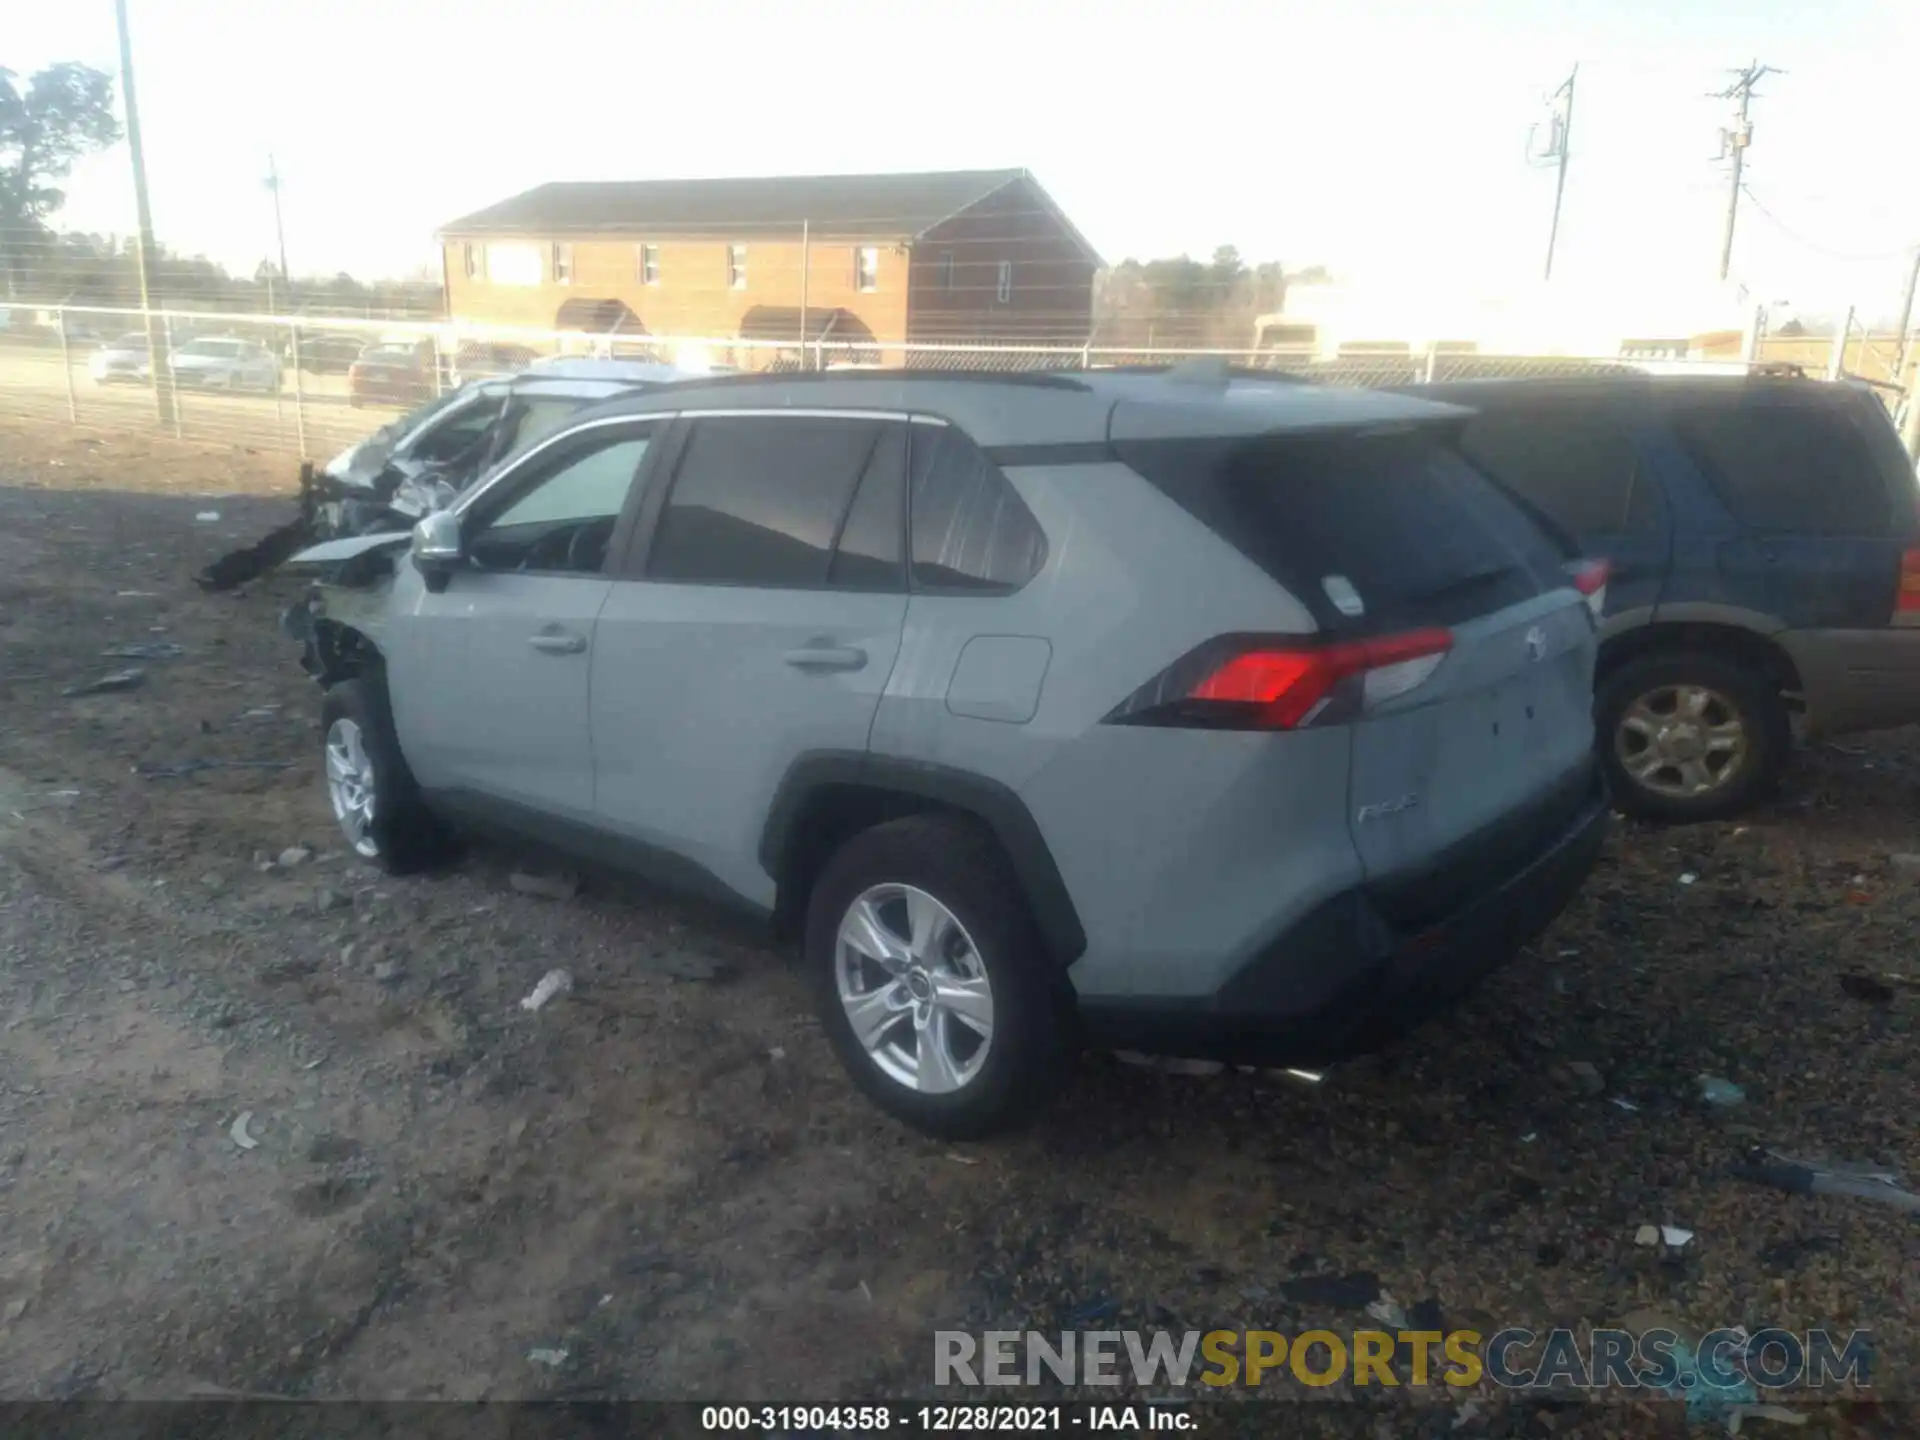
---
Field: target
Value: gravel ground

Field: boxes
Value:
[0,415,1914,1437]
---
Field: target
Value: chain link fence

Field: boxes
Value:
[0,300,1905,463]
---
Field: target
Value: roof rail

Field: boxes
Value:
[650,367,1092,392]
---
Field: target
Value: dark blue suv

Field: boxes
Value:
[1417,375,1920,820]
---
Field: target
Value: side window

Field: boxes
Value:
[1456,406,1654,538]
[827,424,908,591]
[647,416,891,588]
[468,432,651,576]
[1671,396,1893,535]
[907,423,1047,592]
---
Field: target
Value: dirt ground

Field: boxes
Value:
[0,415,1915,1436]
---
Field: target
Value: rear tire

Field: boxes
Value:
[804,814,1065,1139]
[1596,648,1789,822]
[320,675,454,874]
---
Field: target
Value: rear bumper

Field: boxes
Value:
[1778,626,1920,737]
[1076,766,1609,1067]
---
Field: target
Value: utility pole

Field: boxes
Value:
[265,153,292,308]
[1540,66,1577,282]
[1893,245,1919,384]
[1713,61,1781,283]
[113,0,174,425]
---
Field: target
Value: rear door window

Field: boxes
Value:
[1455,405,1657,538]
[1119,426,1566,631]
[907,423,1047,592]
[1669,392,1894,535]
[646,415,901,589]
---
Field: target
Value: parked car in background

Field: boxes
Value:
[168,336,283,393]
[293,332,370,375]
[1415,376,1920,820]
[89,333,152,385]
[450,341,539,388]
[282,366,1606,1136]
[348,339,438,408]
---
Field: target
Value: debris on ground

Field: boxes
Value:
[1566,1060,1604,1094]
[194,511,221,523]
[1635,1224,1661,1246]
[1449,1399,1483,1431]
[228,1112,260,1151]
[519,969,573,1013]
[1364,1292,1409,1328]
[101,641,185,661]
[1610,1096,1640,1112]
[196,515,315,592]
[509,870,579,902]
[1661,1224,1695,1247]
[526,1348,568,1367]
[1697,1074,1747,1107]
[277,846,312,868]
[1839,972,1896,1004]
[1279,1272,1380,1308]
[1735,1149,1920,1215]
[136,759,295,780]
[1113,1050,1226,1076]
[1726,1403,1810,1432]
[62,668,145,697]
[1679,872,1699,885]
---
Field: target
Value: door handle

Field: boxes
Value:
[528,631,587,655]
[783,644,867,672]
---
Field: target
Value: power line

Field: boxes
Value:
[1738,184,1919,263]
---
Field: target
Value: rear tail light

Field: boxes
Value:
[1109,628,1453,732]
[1567,558,1609,620]
[1896,547,1920,625]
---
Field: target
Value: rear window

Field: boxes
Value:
[1455,404,1658,538]
[1118,426,1568,631]
[1669,391,1897,535]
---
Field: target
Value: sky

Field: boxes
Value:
[12,0,1920,321]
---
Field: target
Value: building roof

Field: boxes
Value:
[441,169,1019,241]
[438,169,1102,262]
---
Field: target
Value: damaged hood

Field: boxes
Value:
[286,531,413,568]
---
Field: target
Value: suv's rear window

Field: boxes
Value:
[1118,426,1566,631]
[1455,404,1657,538]
[1669,391,1896,535]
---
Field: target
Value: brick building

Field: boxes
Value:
[437,169,1102,357]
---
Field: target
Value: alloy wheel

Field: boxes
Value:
[1615,683,1748,799]
[324,717,380,857]
[835,883,994,1094]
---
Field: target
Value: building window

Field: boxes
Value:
[551,243,574,285]
[727,245,748,291]
[485,243,542,287]
[639,243,660,286]
[854,246,878,293]
[941,253,955,291]
[462,243,481,281]
[996,260,1012,304]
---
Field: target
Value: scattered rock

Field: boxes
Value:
[1567,1060,1604,1095]
[519,968,573,1012]
[1696,1074,1746,1107]
[1635,1225,1661,1246]
[3,1298,28,1324]
[509,870,578,901]
[371,962,398,984]
[63,668,145,698]
[277,846,312,868]
[229,1112,260,1151]
[526,1348,567,1367]
[1279,1272,1380,1309]
[312,887,344,913]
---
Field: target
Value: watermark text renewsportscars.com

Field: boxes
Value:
[935,1327,1871,1392]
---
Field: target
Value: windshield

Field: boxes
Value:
[181,339,243,358]
[502,397,596,461]
[361,344,421,364]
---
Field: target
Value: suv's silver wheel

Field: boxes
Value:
[325,716,380,857]
[835,883,994,1094]
[1614,683,1747,798]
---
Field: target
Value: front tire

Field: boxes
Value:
[805,815,1064,1139]
[1597,648,1789,822]
[320,676,454,874]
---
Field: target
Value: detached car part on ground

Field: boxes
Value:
[1414,375,1920,821]
[196,360,697,592]
[278,365,1608,1139]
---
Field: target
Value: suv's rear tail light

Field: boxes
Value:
[1110,629,1453,731]
[1895,547,1920,625]
[1567,558,1609,620]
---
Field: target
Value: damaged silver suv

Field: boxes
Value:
[286,366,1607,1137]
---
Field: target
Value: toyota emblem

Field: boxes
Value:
[1525,625,1548,662]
